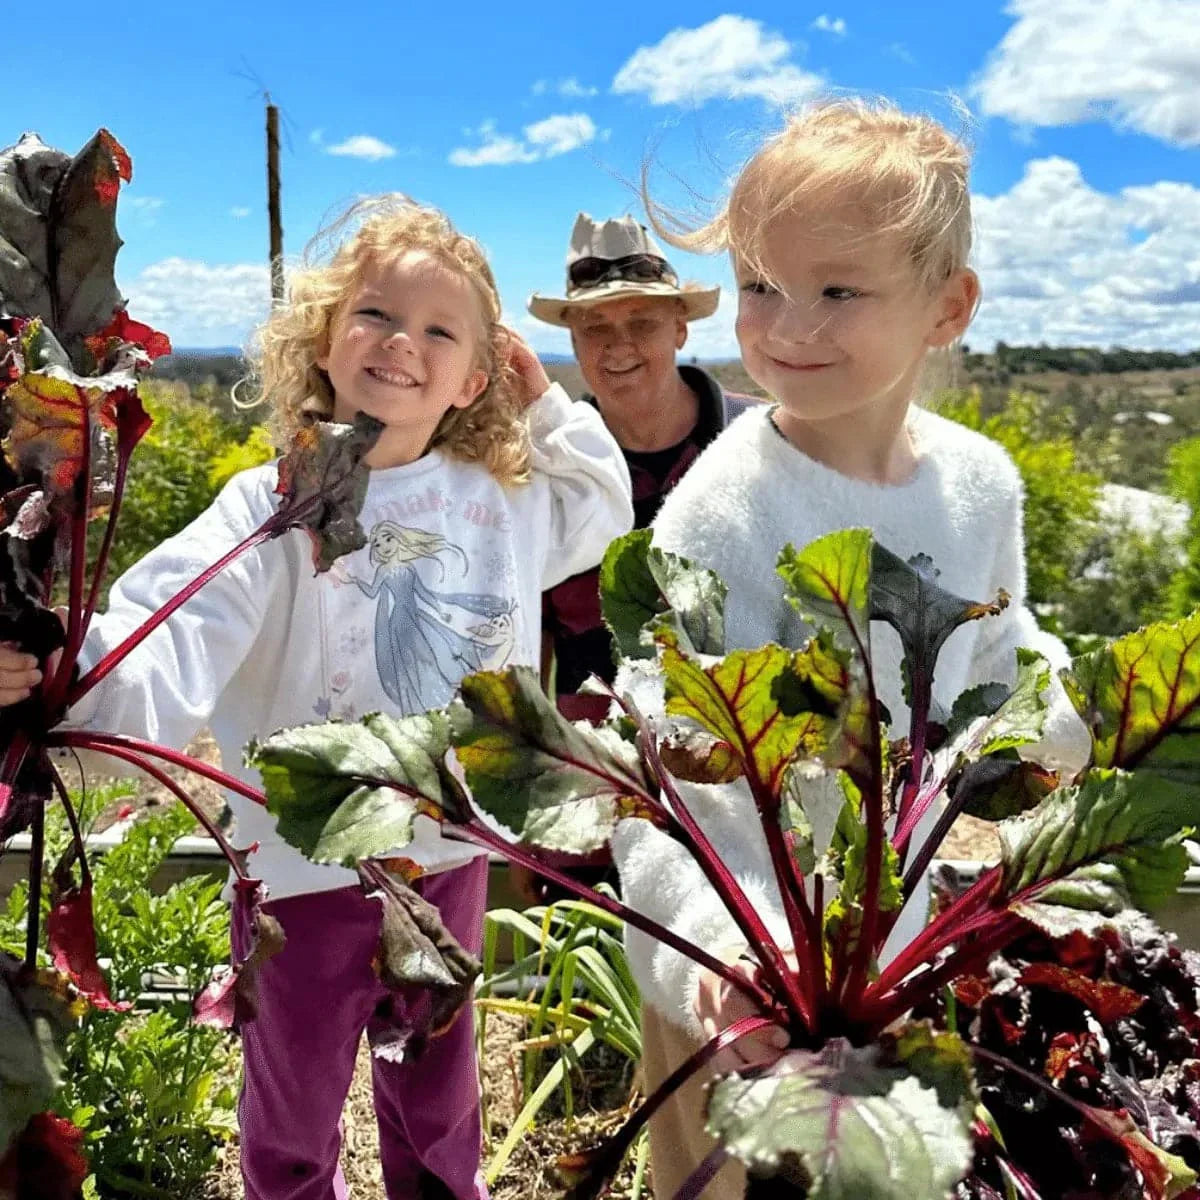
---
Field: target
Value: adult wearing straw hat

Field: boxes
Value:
[530,212,751,716]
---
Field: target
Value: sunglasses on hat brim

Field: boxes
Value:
[567,253,679,290]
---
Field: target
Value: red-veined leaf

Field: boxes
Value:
[1064,611,1200,796]
[659,634,836,800]
[451,666,659,852]
[45,879,130,1013]
[705,1034,975,1199]
[0,130,129,366]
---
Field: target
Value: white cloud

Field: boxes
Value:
[127,196,165,212]
[969,156,1200,350]
[449,122,538,167]
[810,14,847,36]
[325,134,397,161]
[121,258,272,348]
[524,113,597,157]
[449,113,599,167]
[558,77,599,98]
[532,76,599,98]
[974,0,1200,146]
[611,15,823,107]
[886,42,916,64]
[230,206,252,219]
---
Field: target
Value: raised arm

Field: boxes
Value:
[63,466,287,752]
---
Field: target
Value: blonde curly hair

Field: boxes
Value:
[248,195,530,485]
[651,97,975,295]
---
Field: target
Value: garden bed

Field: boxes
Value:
[197,1013,648,1200]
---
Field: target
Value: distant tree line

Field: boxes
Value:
[964,343,1200,375]
[152,353,246,392]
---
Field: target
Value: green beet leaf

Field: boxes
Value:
[0,955,76,1155]
[599,528,726,659]
[823,805,904,966]
[1064,611,1200,797]
[705,1036,974,1199]
[939,650,1054,820]
[945,649,1049,754]
[450,666,657,852]
[780,762,858,878]
[272,411,383,572]
[659,635,835,799]
[247,711,453,866]
[777,532,882,789]
[777,528,872,661]
[999,768,1196,934]
[881,1021,976,1116]
[0,131,130,368]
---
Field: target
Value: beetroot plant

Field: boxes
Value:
[251,527,1200,1198]
[0,130,420,1192]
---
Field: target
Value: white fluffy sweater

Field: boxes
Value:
[611,403,1091,1037]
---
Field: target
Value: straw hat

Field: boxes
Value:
[527,212,720,328]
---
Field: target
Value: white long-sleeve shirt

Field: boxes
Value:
[611,403,1091,1037]
[69,384,632,897]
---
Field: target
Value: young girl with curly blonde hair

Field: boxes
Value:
[0,195,632,1199]
[612,99,1089,1197]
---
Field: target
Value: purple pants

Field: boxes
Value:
[232,859,490,1200]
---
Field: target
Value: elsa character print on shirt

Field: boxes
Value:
[349,521,517,711]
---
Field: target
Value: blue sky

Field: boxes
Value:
[11,0,1199,355]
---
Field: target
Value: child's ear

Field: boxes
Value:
[452,368,489,410]
[927,269,980,348]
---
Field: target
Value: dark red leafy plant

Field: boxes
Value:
[253,526,1200,1198]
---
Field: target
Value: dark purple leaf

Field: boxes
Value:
[192,879,284,1029]
[272,412,383,572]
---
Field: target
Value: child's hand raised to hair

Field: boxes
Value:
[694,944,792,1074]
[503,328,552,408]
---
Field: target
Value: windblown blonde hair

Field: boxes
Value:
[652,97,975,295]
[249,195,529,485]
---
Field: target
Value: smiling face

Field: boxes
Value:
[319,250,489,467]
[734,209,978,431]
[567,295,687,414]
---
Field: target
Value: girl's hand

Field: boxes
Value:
[0,608,67,707]
[0,643,44,707]
[695,943,790,1074]
[503,328,551,409]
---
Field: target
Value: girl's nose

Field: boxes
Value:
[770,298,828,344]
[382,326,415,352]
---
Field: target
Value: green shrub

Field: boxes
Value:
[89,382,275,590]
[1167,436,1200,619]
[936,389,1101,611]
[0,792,238,1197]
